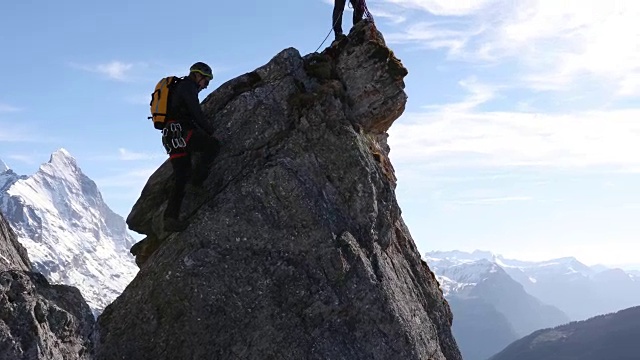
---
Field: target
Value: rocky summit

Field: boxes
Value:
[95,22,462,360]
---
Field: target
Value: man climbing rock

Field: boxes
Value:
[332,0,370,41]
[162,62,220,232]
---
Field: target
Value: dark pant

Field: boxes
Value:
[333,0,364,36]
[164,129,220,220]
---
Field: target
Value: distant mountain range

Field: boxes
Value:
[445,296,517,360]
[426,250,640,360]
[489,305,640,360]
[0,149,138,315]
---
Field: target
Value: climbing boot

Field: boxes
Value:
[332,33,347,46]
[164,217,189,232]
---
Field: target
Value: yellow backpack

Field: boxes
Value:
[148,76,182,130]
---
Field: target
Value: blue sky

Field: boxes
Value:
[1,0,639,267]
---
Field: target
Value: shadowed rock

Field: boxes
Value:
[489,306,640,360]
[100,22,461,360]
[0,212,31,272]
[0,212,94,360]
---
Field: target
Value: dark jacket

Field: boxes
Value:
[167,77,214,135]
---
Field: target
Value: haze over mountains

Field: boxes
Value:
[427,250,640,360]
[489,306,640,360]
[0,149,138,314]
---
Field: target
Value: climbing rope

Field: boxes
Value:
[361,0,374,23]
[349,0,374,23]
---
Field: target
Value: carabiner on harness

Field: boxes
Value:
[162,122,188,154]
[172,137,187,148]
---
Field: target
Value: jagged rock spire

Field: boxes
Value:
[95,22,461,360]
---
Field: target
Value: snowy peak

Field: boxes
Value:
[0,158,9,172]
[496,255,593,281]
[8,148,105,219]
[0,158,15,191]
[431,258,507,297]
[496,255,588,270]
[0,168,20,193]
[427,249,496,263]
[440,258,502,283]
[49,148,77,169]
[0,149,138,314]
[426,250,498,272]
[428,250,594,280]
[38,148,83,184]
[429,251,571,346]
[427,249,640,322]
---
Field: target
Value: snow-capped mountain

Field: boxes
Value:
[495,255,595,284]
[426,253,569,360]
[428,250,640,321]
[0,149,138,315]
[430,258,502,296]
[427,255,569,334]
[429,250,594,281]
[0,165,24,192]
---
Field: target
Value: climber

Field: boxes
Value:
[332,0,372,41]
[162,62,220,232]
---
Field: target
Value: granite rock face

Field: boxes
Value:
[97,22,461,360]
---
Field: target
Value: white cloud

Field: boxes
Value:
[382,0,497,16]
[370,8,407,24]
[71,61,135,81]
[97,61,134,80]
[426,77,498,111]
[383,0,640,96]
[496,1,640,94]
[390,107,640,170]
[385,21,481,56]
[618,74,640,97]
[389,76,640,171]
